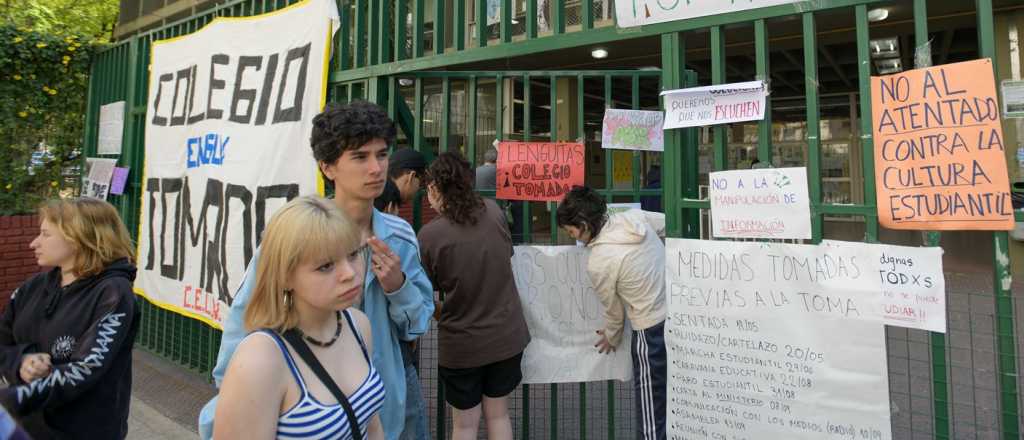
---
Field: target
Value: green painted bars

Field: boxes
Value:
[85,0,1020,439]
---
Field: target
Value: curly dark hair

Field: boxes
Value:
[556,186,607,240]
[425,152,484,226]
[310,100,397,177]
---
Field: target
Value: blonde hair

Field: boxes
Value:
[38,197,135,278]
[244,196,361,332]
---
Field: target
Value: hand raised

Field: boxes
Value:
[367,236,405,293]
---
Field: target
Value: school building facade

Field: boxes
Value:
[92,0,1023,438]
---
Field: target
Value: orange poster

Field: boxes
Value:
[871,58,1014,230]
[496,141,585,201]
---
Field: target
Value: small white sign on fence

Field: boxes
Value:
[709,167,811,240]
[662,81,767,129]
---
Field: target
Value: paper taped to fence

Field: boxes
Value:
[496,141,585,202]
[83,158,117,199]
[871,59,1014,230]
[97,101,125,155]
[662,81,767,129]
[602,109,664,151]
[709,167,811,239]
[665,238,894,440]
[134,0,339,328]
[512,246,633,384]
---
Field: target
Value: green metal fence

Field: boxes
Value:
[379,69,664,438]
[86,0,1022,438]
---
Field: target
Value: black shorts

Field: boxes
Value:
[438,352,524,410]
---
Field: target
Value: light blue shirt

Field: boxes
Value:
[198,209,434,440]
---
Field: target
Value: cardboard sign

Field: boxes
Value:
[615,0,800,28]
[496,141,585,201]
[872,59,1014,230]
[601,109,665,151]
[665,239,898,440]
[662,81,768,129]
[709,167,811,239]
[134,0,338,328]
[512,246,633,384]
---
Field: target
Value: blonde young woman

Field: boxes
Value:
[214,196,385,440]
[0,197,139,439]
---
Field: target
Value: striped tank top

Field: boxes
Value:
[256,310,386,440]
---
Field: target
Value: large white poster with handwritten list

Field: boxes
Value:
[665,238,893,440]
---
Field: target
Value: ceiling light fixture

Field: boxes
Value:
[591,48,608,59]
[869,37,899,59]
[867,8,889,22]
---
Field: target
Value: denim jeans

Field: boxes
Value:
[399,340,430,440]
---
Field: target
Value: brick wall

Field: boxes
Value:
[396,194,440,228]
[0,215,41,309]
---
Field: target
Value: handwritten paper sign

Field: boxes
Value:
[709,167,811,239]
[615,0,800,28]
[820,240,946,332]
[97,101,125,155]
[496,141,585,201]
[83,158,118,199]
[662,81,767,130]
[665,238,893,440]
[1001,80,1024,118]
[512,246,633,384]
[872,59,1014,230]
[601,109,664,151]
[109,167,130,195]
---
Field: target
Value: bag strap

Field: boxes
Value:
[281,328,363,440]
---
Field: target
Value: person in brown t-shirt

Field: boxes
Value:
[417,152,530,440]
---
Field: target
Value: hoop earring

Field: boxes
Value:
[283,289,294,308]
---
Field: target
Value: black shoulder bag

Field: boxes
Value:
[281,329,363,440]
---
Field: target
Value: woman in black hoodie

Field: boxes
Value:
[0,197,139,439]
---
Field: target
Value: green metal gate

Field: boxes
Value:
[357,69,667,438]
[655,2,1020,440]
[84,0,1022,438]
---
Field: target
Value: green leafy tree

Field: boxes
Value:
[0,0,118,40]
[0,24,101,215]
[0,0,114,214]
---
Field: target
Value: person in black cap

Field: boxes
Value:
[375,148,427,214]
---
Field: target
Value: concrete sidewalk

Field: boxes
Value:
[128,396,196,439]
[128,348,214,439]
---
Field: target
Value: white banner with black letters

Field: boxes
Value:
[135,0,338,328]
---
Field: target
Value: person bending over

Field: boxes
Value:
[557,186,667,440]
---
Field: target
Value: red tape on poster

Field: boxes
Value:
[496,141,585,201]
